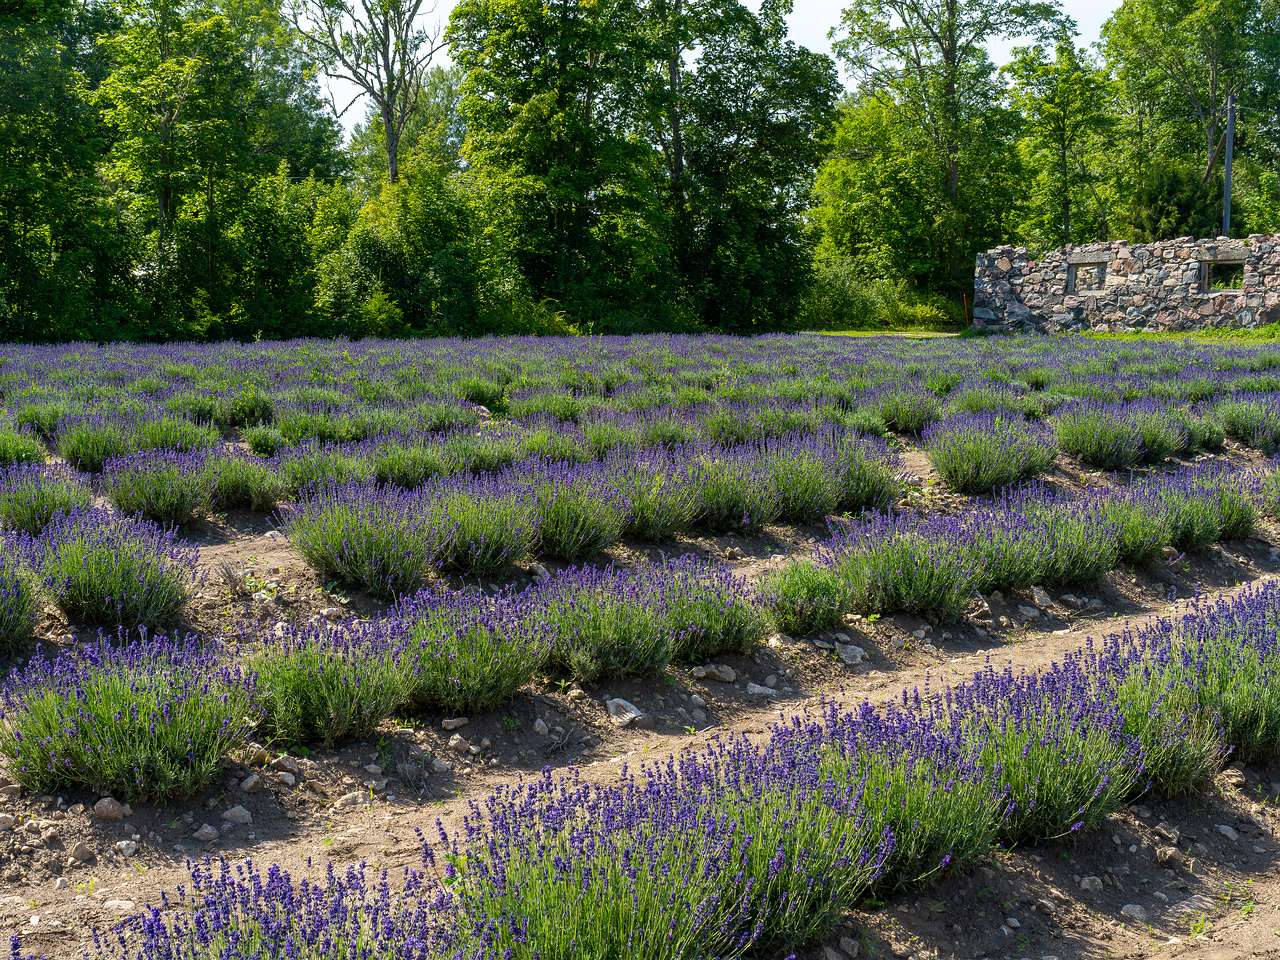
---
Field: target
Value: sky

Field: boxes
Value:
[328,0,1125,139]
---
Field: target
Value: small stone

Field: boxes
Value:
[93,798,125,821]
[1216,824,1239,842]
[431,758,453,773]
[1167,894,1215,917]
[240,774,262,793]
[69,841,94,862]
[746,682,777,698]
[114,840,137,857]
[1031,586,1052,608]
[334,792,368,808]
[1037,898,1056,914]
[269,756,301,775]
[1005,917,1020,928]
[1156,846,1183,866]
[320,607,342,619]
[103,900,135,913]
[1254,844,1268,854]
[278,772,297,788]
[193,824,219,842]
[1085,598,1103,611]
[912,629,926,640]
[689,695,706,708]
[363,764,383,775]
[1079,876,1103,892]
[530,563,549,579]
[724,546,743,560]
[606,698,645,727]
[835,642,867,665]
[0,815,13,830]
[1121,904,1148,922]
[568,688,587,700]
[1162,546,1180,561]
[447,733,469,754]
[839,937,861,959]
[1191,841,1209,857]
[221,805,252,825]
[480,738,491,750]
[701,663,736,683]
[1153,822,1180,842]
[1059,593,1082,609]
[533,718,549,735]
[1017,605,1040,619]
[247,747,269,766]
[53,879,68,890]
[824,948,844,960]
[441,718,469,731]
[764,674,778,688]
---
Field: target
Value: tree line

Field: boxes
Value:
[1,0,1277,342]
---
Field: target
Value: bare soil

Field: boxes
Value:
[3,441,1279,959]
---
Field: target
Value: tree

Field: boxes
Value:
[1004,33,1112,246]
[1103,0,1280,177]
[349,62,464,187]
[287,0,444,183]
[668,0,840,329]
[448,0,668,322]
[834,0,1066,209]
[0,5,129,341]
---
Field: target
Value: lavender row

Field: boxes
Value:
[282,436,899,596]
[87,580,1280,960]
[811,462,1262,622]
[0,557,764,800]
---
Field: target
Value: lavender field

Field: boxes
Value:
[1,332,1280,959]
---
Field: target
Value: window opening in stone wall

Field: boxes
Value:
[1068,263,1106,293]
[1201,260,1245,293]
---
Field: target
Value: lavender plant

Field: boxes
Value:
[398,588,551,714]
[757,561,851,635]
[285,482,448,598]
[923,413,1057,494]
[0,555,39,652]
[99,450,216,527]
[0,462,92,535]
[0,427,43,469]
[19,508,197,628]
[249,621,409,746]
[531,466,629,561]
[0,633,257,800]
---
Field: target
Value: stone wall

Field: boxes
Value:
[972,235,1280,334]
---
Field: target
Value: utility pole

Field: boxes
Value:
[1223,93,1235,235]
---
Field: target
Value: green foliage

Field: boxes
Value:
[252,630,408,746]
[758,562,851,635]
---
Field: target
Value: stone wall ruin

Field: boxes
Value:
[972,235,1280,334]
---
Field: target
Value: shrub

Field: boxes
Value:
[137,417,220,453]
[876,389,942,434]
[542,571,673,682]
[0,634,257,800]
[58,420,137,473]
[612,455,699,541]
[13,402,68,440]
[1054,406,1144,470]
[758,561,851,635]
[245,426,287,457]
[828,513,979,621]
[1216,397,1280,452]
[207,456,283,511]
[691,453,782,534]
[532,467,629,561]
[371,444,448,488]
[0,554,39,653]
[398,588,550,714]
[20,508,197,629]
[924,413,1057,494]
[99,450,215,527]
[437,491,535,576]
[273,442,372,495]
[0,428,43,469]
[285,482,447,598]
[658,556,768,662]
[250,621,408,746]
[0,463,92,535]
